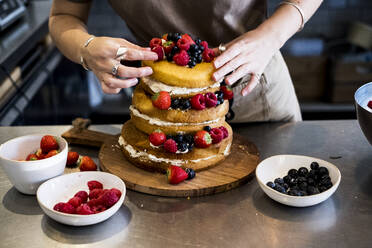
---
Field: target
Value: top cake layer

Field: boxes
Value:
[142,60,216,88]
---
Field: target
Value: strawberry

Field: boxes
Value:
[221,85,234,100]
[74,191,88,203]
[149,129,166,146]
[368,100,372,109]
[210,128,224,144]
[202,48,215,62]
[177,38,191,51]
[152,91,171,110]
[53,202,75,214]
[87,180,103,190]
[166,165,188,184]
[204,92,218,107]
[181,34,195,44]
[152,46,164,61]
[26,154,38,161]
[40,135,59,154]
[190,94,206,110]
[173,50,190,66]
[35,148,46,160]
[79,156,97,171]
[194,130,212,148]
[149,38,162,48]
[163,139,177,153]
[162,40,175,55]
[44,149,58,159]
[68,196,82,208]
[66,151,79,167]
[76,204,94,215]
[219,126,229,139]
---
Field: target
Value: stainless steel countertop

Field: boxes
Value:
[0,120,371,248]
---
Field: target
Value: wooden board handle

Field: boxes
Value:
[62,118,116,148]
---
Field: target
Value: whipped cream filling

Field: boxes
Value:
[119,136,230,166]
[130,105,221,127]
[142,77,221,96]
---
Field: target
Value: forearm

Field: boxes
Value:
[257,0,323,50]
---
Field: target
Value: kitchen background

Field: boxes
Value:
[0,0,371,126]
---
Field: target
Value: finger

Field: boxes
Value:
[100,82,121,94]
[116,38,151,51]
[212,54,246,82]
[102,73,138,88]
[121,47,158,61]
[117,65,153,78]
[213,42,243,69]
[241,74,259,96]
[225,63,252,86]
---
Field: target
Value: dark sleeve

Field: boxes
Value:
[67,0,92,2]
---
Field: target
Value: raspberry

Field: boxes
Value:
[87,180,103,190]
[91,205,107,214]
[74,191,88,203]
[202,48,215,62]
[173,50,190,66]
[152,46,164,61]
[219,126,229,139]
[204,92,218,107]
[98,190,119,208]
[368,100,372,109]
[76,203,94,215]
[164,139,177,153]
[89,188,104,200]
[110,188,122,199]
[200,41,209,49]
[190,94,206,110]
[210,128,224,144]
[177,38,191,51]
[68,196,82,208]
[149,38,162,48]
[53,202,75,214]
[87,198,101,207]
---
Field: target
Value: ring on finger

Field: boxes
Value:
[112,63,120,76]
[218,44,226,54]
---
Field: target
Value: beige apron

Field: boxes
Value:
[99,0,302,122]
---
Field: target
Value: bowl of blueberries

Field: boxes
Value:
[354,82,372,146]
[256,155,341,207]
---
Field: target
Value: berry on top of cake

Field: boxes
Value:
[149,33,216,67]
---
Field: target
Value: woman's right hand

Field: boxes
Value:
[80,36,158,94]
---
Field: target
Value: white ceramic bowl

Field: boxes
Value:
[256,155,341,207]
[37,171,126,226]
[0,134,68,195]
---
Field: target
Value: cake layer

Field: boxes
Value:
[142,60,215,88]
[132,85,229,123]
[120,120,233,173]
[141,77,220,97]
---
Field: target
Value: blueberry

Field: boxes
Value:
[215,91,224,99]
[283,175,291,184]
[283,183,289,190]
[174,134,183,143]
[177,142,188,152]
[266,181,275,189]
[180,99,191,110]
[298,167,309,176]
[288,169,298,178]
[307,185,320,195]
[299,191,307,196]
[318,167,329,176]
[274,178,284,185]
[289,189,300,196]
[171,98,181,109]
[299,182,308,191]
[184,134,194,144]
[310,161,319,170]
[185,168,196,180]
[289,177,297,187]
[167,54,173,62]
[203,126,212,132]
[187,142,194,151]
[274,184,286,194]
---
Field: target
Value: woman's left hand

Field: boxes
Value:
[212,28,280,96]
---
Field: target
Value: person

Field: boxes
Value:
[49,0,323,122]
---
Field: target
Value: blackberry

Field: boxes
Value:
[297,176,307,183]
[166,54,173,62]
[174,33,182,42]
[174,134,183,143]
[274,184,286,194]
[266,181,275,189]
[283,175,291,184]
[299,182,308,191]
[318,167,329,176]
[203,126,212,132]
[216,91,224,101]
[189,44,197,53]
[307,186,320,195]
[185,168,196,180]
[188,60,196,68]
[310,161,319,170]
[171,98,181,109]
[187,142,194,151]
[184,134,194,144]
[171,46,180,55]
[289,177,297,187]
[288,169,298,178]
[195,38,202,45]
[177,142,188,152]
[196,55,202,63]
[180,99,191,110]
[307,177,315,186]
[298,167,308,176]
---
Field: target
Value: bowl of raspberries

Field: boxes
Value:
[37,171,125,226]
[256,155,341,207]
[0,134,68,195]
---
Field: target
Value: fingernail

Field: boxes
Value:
[146,67,153,74]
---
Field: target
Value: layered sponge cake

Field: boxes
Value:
[118,33,234,173]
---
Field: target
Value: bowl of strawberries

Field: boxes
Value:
[0,134,68,194]
[37,171,125,226]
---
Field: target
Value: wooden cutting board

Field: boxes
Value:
[62,119,259,197]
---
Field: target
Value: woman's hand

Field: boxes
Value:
[212,28,280,96]
[81,37,158,94]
